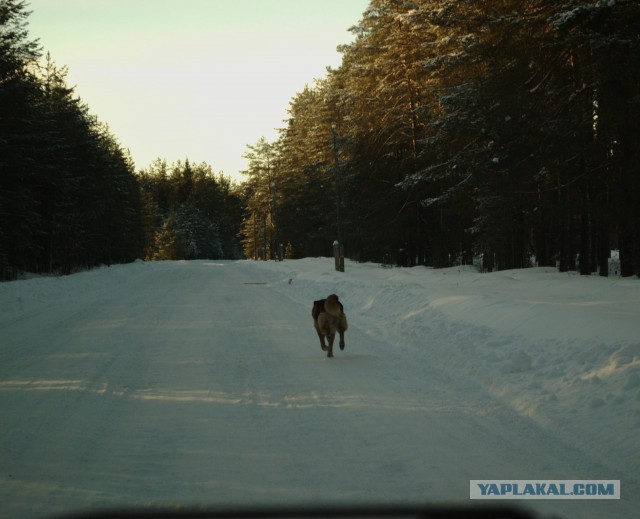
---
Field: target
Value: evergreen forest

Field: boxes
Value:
[241,0,640,276]
[0,1,241,280]
[2,0,639,280]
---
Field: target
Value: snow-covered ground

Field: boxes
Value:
[0,259,638,519]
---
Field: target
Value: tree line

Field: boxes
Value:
[0,1,241,280]
[3,0,639,279]
[240,0,640,277]
[1,0,141,278]
[138,159,242,262]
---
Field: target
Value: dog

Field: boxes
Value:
[312,294,348,358]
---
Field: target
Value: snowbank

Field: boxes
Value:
[249,258,640,482]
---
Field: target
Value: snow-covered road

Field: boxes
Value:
[1,260,638,518]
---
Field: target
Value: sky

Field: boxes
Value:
[27,0,370,182]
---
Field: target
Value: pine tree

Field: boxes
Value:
[232,0,640,275]
[0,0,42,278]
[1,4,144,277]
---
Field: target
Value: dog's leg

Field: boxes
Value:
[327,333,335,358]
[314,319,328,351]
[317,329,328,351]
[338,313,347,350]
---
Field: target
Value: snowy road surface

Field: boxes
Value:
[1,260,638,518]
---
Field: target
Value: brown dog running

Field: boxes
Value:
[311,294,348,358]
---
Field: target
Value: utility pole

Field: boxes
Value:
[332,125,345,272]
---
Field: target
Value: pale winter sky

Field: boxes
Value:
[27,0,369,181]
